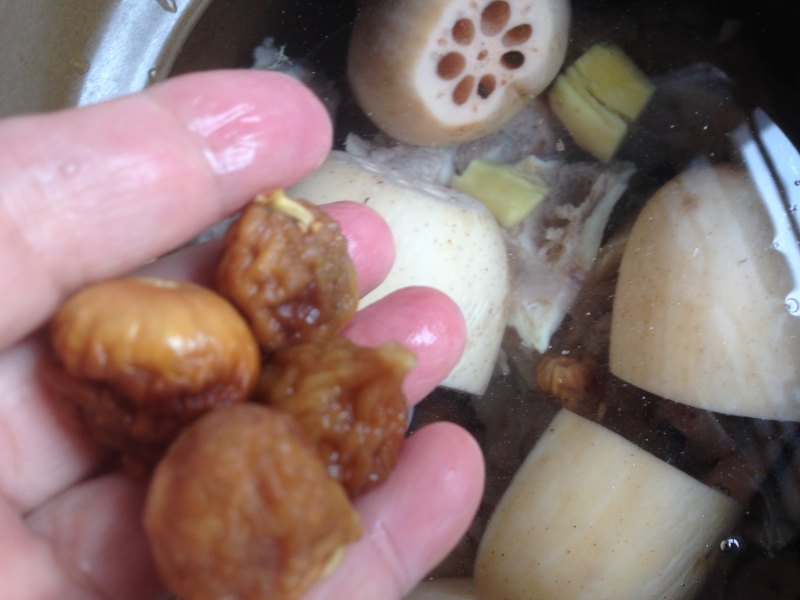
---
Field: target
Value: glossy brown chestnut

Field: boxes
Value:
[144,404,362,600]
[49,276,261,469]
[216,190,359,353]
[260,336,415,497]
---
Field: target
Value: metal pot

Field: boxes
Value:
[2,1,799,597]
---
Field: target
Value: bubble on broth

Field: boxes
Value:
[720,536,744,553]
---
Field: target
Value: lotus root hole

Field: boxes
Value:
[502,24,533,46]
[481,1,511,36]
[452,18,475,45]
[453,76,475,105]
[437,52,467,80]
[477,74,496,98]
[501,50,525,69]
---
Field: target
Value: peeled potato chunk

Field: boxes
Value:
[475,409,741,600]
[610,165,800,420]
[348,0,570,146]
[290,151,509,395]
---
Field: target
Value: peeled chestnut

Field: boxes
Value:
[216,190,359,353]
[260,336,415,497]
[48,277,261,469]
[144,404,362,600]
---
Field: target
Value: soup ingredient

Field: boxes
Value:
[504,157,635,352]
[549,43,654,162]
[217,190,359,353]
[144,404,361,600]
[48,277,260,470]
[609,165,800,420]
[347,0,570,146]
[475,409,741,600]
[404,577,479,599]
[344,120,633,355]
[345,99,561,187]
[535,349,600,413]
[451,159,548,228]
[260,336,415,497]
[290,150,509,395]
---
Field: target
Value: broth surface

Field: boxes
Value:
[173,0,800,595]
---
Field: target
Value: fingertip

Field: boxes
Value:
[392,421,486,524]
[147,69,333,209]
[357,422,485,587]
[304,422,484,600]
[320,201,395,296]
[344,287,467,405]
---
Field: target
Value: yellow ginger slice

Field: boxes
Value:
[549,71,628,163]
[549,43,654,162]
[451,159,548,228]
[573,43,655,121]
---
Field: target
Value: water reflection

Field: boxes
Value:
[732,108,800,317]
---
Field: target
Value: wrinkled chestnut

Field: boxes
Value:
[260,336,415,497]
[48,277,260,469]
[144,404,362,600]
[535,350,600,413]
[216,190,359,353]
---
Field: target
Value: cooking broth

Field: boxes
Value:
[171,0,800,596]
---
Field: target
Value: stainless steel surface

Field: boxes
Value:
[0,0,211,117]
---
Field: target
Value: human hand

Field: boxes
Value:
[0,70,484,599]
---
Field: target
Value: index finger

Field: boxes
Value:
[0,69,332,349]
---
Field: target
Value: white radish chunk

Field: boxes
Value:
[475,409,741,600]
[347,0,570,146]
[289,151,509,395]
[610,165,800,420]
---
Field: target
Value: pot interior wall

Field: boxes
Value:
[169,0,358,78]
